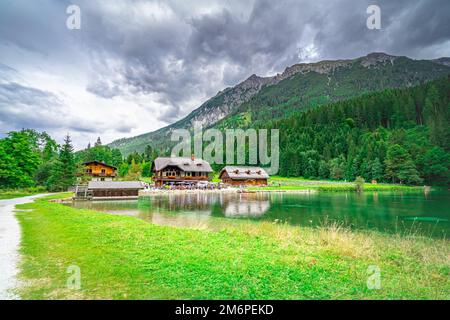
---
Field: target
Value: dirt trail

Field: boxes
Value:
[0,194,48,299]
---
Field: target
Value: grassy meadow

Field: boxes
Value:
[0,187,47,200]
[14,193,449,300]
[250,176,424,192]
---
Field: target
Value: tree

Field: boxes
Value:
[371,158,384,182]
[94,137,102,147]
[0,139,19,188]
[317,160,329,179]
[420,147,450,185]
[141,161,151,177]
[111,149,123,167]
[423,85,448,147]
[48,134,76,191]
[354,176,365,192]
[118,163,130,178]
[34,160,55,186]
[385,144,422,184]
[329,156,345,180]
[0,130,41,188]
[126,152,143,164]
[143,145,154,162]
[124,159,141,180]
[384,144,409,183]
[398,160,423,185]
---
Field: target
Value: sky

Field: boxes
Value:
[1,0,450,149]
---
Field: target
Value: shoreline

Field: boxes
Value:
[138,188,317,197]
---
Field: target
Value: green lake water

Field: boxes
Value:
[70,190,450,238]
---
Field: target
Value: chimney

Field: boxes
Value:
[191,154,195,161]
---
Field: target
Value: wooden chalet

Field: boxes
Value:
[219,166,269,186]
[151,156,213,187]
[83,161,117,181]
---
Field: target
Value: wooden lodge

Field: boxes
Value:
[151,156,213,187]
[219,166,269,186]
[83,161,117,181]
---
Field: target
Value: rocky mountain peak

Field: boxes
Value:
[433,57,450,67]
[238,73,275,90]
[279,59,352,78]
[360,52,397,67]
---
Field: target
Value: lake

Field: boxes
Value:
[70,190,450,238]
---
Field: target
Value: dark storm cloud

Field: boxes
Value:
[1,0,450,130]
[312,0,450,59]
[0,81,63,131]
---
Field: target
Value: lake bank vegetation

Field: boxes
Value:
[256,77,450,186]
[15,193,449,299]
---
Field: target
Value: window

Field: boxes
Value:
[165,170,177,177]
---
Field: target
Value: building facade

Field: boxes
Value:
[151,156,213,187]
[82,161,117,181]
[84,181,145,199]
[219,166,269,186]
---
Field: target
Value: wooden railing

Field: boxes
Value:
[154,176,209,181]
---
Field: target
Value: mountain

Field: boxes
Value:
[108,53,450,155]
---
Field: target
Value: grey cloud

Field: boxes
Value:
[0,81,70,132]
[0,82,63,110]
[1,0,450,139]
[0,77,130,135]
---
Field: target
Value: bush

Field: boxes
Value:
[354,176,365,192]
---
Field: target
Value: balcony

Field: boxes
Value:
[153,175,209,181]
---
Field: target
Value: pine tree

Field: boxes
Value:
[384,144,408,183]
[398,160,423,185]
[48,134,76,191]
[371,158,384,182]
[420,147,450,185]
[94,137,102,147]
[111,149,123,167]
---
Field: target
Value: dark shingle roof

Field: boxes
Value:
[220,166,269,180]
[152,157,213,173]
[83,161,117,170]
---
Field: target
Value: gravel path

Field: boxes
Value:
[0,194,48,300]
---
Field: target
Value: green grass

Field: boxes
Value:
[251,184,423,192]
[0,187,47,200]
[15,193,449,300]
[139,177,153,184]
[251,176,424,192]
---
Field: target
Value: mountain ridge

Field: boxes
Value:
[108,52,450,155]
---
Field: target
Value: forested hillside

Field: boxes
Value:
[262,76,450,185]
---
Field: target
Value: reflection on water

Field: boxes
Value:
[69,191,450,237]
[223,200,270,218]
